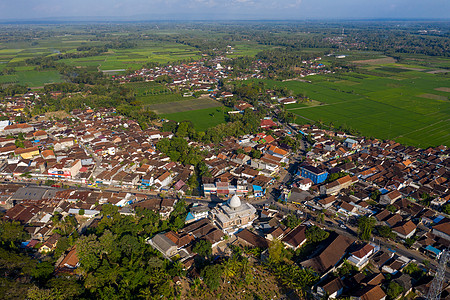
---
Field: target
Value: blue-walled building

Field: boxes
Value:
[299,165,328,184]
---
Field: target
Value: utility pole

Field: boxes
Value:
[427,249,449,300]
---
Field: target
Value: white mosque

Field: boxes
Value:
[210,194,257,234]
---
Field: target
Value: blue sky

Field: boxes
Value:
[0,0,448,20]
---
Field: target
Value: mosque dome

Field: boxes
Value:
[228,194,241,208]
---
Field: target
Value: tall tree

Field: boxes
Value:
[358,216,376,241]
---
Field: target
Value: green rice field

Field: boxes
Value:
[254,64,450,147]
[0,70,63,87]
[58,44,202,70]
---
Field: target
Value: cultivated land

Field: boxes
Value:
[254,63,450,148]
[0,70,63,87]
[162,106,231,131]
[59,43,202,70]
[0,34,203,87]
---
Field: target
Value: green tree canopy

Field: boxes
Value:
[201,264,223,290]
[306,225,329,243]
[0,220,29,248]
[193,239,212,258]
[358,216,376,241]
[386,281,403,300]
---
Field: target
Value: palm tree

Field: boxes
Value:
[190,277,202,297]
[240,258,251,283]
[139,288,153,300]
[222,257,238,283]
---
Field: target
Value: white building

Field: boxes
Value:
[210,195,257,234]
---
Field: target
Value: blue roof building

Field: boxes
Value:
[299,165,328,184]
[252,185,265,197]
[425,245,441,258]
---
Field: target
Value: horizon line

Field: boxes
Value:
[1,17,450,25]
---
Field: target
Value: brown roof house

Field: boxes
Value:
[347,243,376,270]
[384,214,403,228]
[39,233,61,253]
[55,245,80,275]
[281,225,307,250]
[236,229,269,249]
[392,220,416,239]
[318,195,336,209]
[301,233,354,276]
[380,190,402,205]
[351,285,386,300]
[317,277,344,299]
[320,175,358,196]
[432,221,450,242]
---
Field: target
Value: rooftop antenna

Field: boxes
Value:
[427,248,449,300]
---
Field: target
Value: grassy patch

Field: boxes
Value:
[126,81,170,97]
[162,106,230,131]
[139,93,195,107]
[150,97,222,114]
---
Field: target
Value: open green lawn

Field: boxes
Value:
[226,43,272,58]
[125,81,170,97]
[162,106,231,131]
[139,93,196,106]
[254,64,450,147]
[0,70,63,87]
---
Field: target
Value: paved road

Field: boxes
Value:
[0,180,162,197]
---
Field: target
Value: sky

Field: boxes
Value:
[0,0,448,21]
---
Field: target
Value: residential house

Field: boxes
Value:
[55,246,79,274]
[380,190,402,205]
[318,195,336,209]
[348,243,375,269]
[392,220,416,239]
[317,278,344,299]
[48,159,82,178]
[2,123,34,136]
[344,138,358,149]
[236,229,269,249]
[320,175,358,195]
[53,138,74,151]
[260,119,277,129]
[351,285,386,300]
[298,178,313,191]
[301,233,354,276]
[185,205,210,223]
[432,221,450,241]
[281,225,307,250]
[39,233,61,253]
[155,171,173,189]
